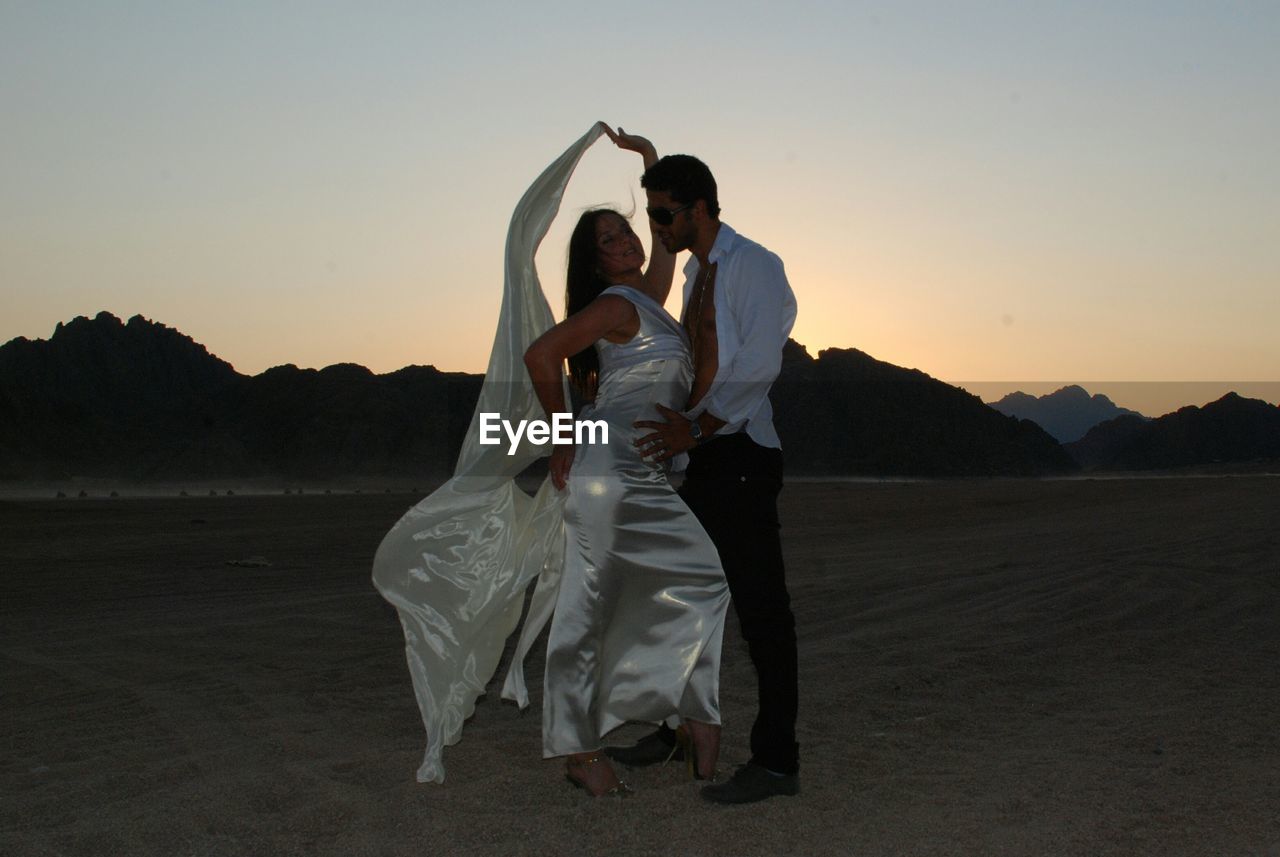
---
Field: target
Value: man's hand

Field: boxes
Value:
[549,443,575,491]
[634,404,698,462]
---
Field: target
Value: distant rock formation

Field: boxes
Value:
[1065,393,1280,470]
[989,385,1146,443]
[775,342,1076,476]
[0,312,1143,481]
[0,312,238,479]
[0,313,480,481]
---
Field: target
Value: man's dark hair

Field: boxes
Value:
[641,154,720,218]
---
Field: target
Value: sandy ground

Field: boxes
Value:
[2,477,1278,856]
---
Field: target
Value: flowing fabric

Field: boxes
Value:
[541,286,728,757]
[372,124,605,783]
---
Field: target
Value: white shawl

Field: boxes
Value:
[372,123,606,783]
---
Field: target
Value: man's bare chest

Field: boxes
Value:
[685,263,719,361]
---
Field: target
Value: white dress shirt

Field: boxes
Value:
[681,223,797,449]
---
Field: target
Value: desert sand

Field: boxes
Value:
[2,476,1277,856]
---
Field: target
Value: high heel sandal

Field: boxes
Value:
[565,753,631,797]
[674,723,720,781]
[673,727,699,780]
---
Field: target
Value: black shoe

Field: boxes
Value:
[701,762,799,804]
[604,727,682,767]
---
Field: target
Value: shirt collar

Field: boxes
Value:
[707,222,737,264]
[683,222,738,275]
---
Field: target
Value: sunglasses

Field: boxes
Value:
[645,201,695,226]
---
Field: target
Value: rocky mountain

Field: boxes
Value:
[989,385,1147,443]
[0,313,480,481]
[11,311,1231,482]
[0,312,238,479]
[775,342,1076,476]
[1065,393,1280,471]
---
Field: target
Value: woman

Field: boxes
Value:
[523,128,729,796]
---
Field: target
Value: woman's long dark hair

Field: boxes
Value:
[564,208,619,397]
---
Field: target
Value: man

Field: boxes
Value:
[613,153,800,804]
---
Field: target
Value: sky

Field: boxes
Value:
[3,1,1278,417]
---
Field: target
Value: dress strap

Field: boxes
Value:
[599,285,683,340]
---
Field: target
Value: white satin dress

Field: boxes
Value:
[541,285,729,758]
[372,125,725,783]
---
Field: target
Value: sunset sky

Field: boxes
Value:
[3,2,1277,417]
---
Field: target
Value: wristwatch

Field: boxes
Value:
[688,417,705,444]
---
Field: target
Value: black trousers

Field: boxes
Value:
[679,432,800,774]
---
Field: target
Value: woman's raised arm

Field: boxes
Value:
[602,125,677,306]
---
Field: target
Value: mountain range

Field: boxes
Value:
[1065,394,1280,471]
[774,342,1074,476]
[988,385,1147,443]
[1,313,1275,481]
[0,313,478,481]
